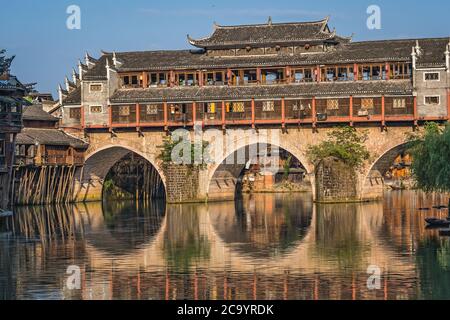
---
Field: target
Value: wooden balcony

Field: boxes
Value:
[102,95,445,132]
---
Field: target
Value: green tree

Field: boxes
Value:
[307,126,370,168]
[408,123,450,205]
[157,136,209,169]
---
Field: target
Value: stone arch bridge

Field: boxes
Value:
[73,126,412,203]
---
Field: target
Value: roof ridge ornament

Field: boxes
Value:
[72,68,79,84]
[320,16,330,33]
[85,51,96,69]
[411,46,418,70]
[445,39,450,72]
[112,51,123,68]
[415,40,422,57]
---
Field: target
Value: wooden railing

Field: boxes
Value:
[103,95,448,130]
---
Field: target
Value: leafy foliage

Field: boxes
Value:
[408,123,450,193]
[157,136,209,168]
[283,155,292,180]
[307,126,370,168]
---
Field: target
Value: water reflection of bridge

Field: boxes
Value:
[67,193,419,300]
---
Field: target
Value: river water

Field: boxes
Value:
[0,191,449,300]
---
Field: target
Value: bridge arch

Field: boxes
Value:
[361,141,410,200]
[74,145,166,202]
[206,135,315,201]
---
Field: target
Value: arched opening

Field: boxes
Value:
[363,142,412,200]
[208,143,312,202]
[79,146,165,202]
[103,152,164,201]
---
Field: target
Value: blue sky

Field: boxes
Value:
[1,0,450,96]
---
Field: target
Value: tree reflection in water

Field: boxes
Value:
[1,191,450,300]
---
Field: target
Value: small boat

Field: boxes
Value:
[0,209,13,218]
[425,218,450,227]
[432,205,448,210]
[439,229,450,237]
[418,207,431,211]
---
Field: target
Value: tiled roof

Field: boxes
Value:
[16,128,88,149]
[82,37,448,80]
[110,80,413,103]
[23,104,59,122]
[63,86,81,105]
[188,18,342,48]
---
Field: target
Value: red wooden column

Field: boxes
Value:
[312,96,317,129]
[142,72,148,88]
[192,102,196,124]
[285,66,292,83]
[385,63,390,80]
[281,98,286,128]
[227,69,232,86]
[316,65,321,82]
[349,96,354,126]
[381,95,386,127]
[251,98,256,128]
[413,96,418,126]
[256,67,262,84]
[198,71,203,87]
[354,63,359,81]
[163,102,168,130]
[169,71,175,87]
[136,103,140,128]
[222,101,226,129]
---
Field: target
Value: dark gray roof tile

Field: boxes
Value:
[16,128,88,149]
[110,80,413,103]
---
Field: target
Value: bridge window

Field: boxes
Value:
[69,107,81,119]
[424,96,440,106]
[205,71,225,86]
[393,98,406,109]
[121,74,142,88]
[176,72,198,86]
[119,105,130,116]
[327,99,339,110]
[361,98,374,109]
[89,105,103,114]
[389,63,412,80]
[262,101,275,112]
[293,68,313,83]
[149,73,168,86]
[89,84,103,92]
[424,72,440,81]
[207,102,217,114]
[231,102,245,112]
[261,68,285,84]
[145,104,159,115]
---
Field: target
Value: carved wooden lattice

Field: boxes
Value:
[327,99,339,110]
